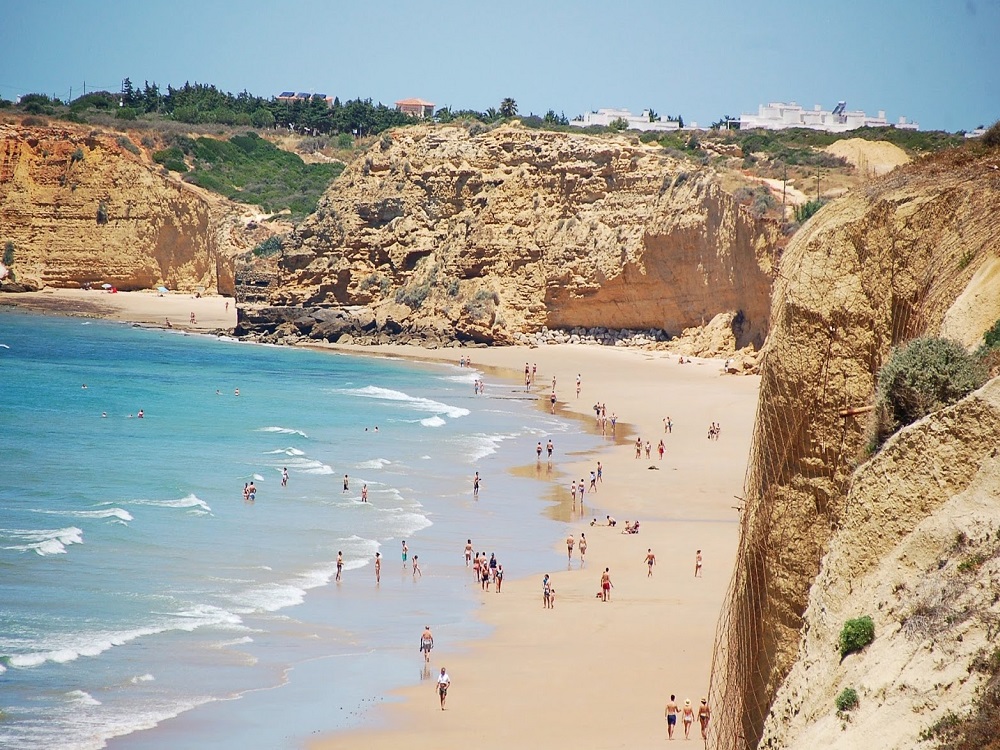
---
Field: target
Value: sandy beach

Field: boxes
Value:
[3,291,758,748]
[305,343,758,749]
[0,288,237,331]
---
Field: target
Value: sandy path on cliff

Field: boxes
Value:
[304,343,758,750]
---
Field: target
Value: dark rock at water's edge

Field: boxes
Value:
[234,303,678,350]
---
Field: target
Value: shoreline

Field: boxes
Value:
[3,290,759,748]
[306,344,757,749]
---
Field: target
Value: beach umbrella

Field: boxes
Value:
[157,286,169,293]
[101,283,112,289]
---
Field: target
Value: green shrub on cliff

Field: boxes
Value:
[871,337,985,449]
[835,687,859,712]
[839,616,875,659]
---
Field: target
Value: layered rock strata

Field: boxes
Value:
[0,121,239,294]
[236,123,781,347]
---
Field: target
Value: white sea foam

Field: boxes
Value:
[441,370,480,384]
[256,426,309,438]
[252,473,265,481]
[1,526,83,556]
[6,604,243,669]
[465,432,517,462]
[373,507,433,537]
[126,494,212,515]
[420,415,446,427]
[356,458,390,469]
[65,690,101,707]
[129,673,155,684]
[264,447,305,456]
[229,563,340,613]
[40,508,133,523]
[298,460,334,475]
[338,385,470,419]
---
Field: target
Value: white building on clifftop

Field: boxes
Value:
[739,101,918,132]
[570,108,681,132]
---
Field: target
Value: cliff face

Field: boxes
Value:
[758,379,1000,750]
[710,147,1000,748]
[0,121,242,293]
[242,123,780,346]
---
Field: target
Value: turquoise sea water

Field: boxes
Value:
[0,310,599,749]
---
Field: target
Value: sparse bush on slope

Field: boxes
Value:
[870,337,986,450]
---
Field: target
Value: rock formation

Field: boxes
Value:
[237,123,781,348]
[759,378,1000,749]
[710,146,1000,748]
[0,120,242,293]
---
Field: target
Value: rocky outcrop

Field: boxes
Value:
[710,146,1000,748]
[238,123,781,345]
[0,120,244,293]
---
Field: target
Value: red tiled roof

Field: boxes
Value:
[395,98,435,107]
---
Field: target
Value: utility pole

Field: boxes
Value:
[782,164,787,216]
[815,172,821,202]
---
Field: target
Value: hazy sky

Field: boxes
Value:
[3,0,998,132]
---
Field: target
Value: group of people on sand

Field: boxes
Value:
[665,695,711,740]
[523,362,538,391]
[469,543,504,592]
[416,626,451,711]
[707,421,721,440]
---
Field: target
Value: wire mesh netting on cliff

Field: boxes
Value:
[705,168,999,750]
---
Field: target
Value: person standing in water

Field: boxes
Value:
[420,625,434,662]
[473,471,481,498]
[401,540,408,568]
[281,467,288,487]
[343,474,349,493]
[374,552,381,583]
[412,554,421,578]
[336,551,343,582]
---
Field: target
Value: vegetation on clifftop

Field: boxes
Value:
[173,132,342,217]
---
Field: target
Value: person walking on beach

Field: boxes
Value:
[635,437,642,458]
[579,533,587,565]
[472,552,482,582]
[682,699,695,739]
[576,373,581,399]
[402,541,408,568]
[666,416,673,433]
[596,461,603,484]
[465,539,473,567]
[550,392,556,414]
[420,626,434,662]
[546,439,554,459]
[665,695,680,739]
[566,533,575,561]
[695,550,703,577]
[645,440,652,459]
[536,441,543,460]
[600,568,613,601]
[577,479,585,504]
[645,548,656,576]
[589,471,597,492]
[473,471,481,498]
[658,440,665,460]
[412,554,421,578]
[542,574,552,608]
[437,667,450,709]
[698,698,711,739]
[374,552,381,583]
[336,551,343,582]
[571,482,577,504]
[495,563,504,592]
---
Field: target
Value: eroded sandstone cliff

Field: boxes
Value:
[758,379,1000,749]
[710,146,1000,748]
[238,123,781,346]
[0,121,242,293]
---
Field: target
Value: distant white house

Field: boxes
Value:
[570,108,681,132]
[739,101,918,132]
[965,126,988,139]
